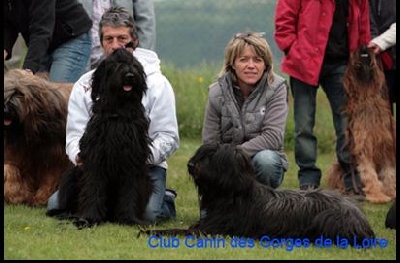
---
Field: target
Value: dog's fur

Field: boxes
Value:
[46,48,153,228]
[326,45,396,204]
[144,144,375,246]
[4,69,73,206]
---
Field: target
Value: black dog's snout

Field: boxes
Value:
[360,45,369,56]
[360,45,370,63]
[123,72,135,85]
[356,45,373,83]
[4,104,11,117]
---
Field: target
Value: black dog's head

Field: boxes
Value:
[91,48,147,114]
[187,144,255,197]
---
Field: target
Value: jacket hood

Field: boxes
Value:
[133,47,161,77]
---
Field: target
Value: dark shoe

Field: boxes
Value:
[345,189,366,202]
[165,188,177,199]
[165,189,177,219]
[300,184,319,191]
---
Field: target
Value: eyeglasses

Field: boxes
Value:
[234,32,266,39]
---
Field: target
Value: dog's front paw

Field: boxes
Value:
[366,193,392,204]
[31,194,49,206]
[73,217,98,229]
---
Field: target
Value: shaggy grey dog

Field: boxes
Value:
[144,144,375,247]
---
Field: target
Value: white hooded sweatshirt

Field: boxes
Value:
[371,22,396,51]
[65,48,180,169]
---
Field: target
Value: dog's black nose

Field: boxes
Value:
[360,45,369,56]
[360,45,371,71]
[360,45,370,62]
[124,72,134,85]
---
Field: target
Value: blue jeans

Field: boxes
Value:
[252,149,285,188]
[47,166,176,223]
[39,32,91,82]
[144,166,176,223]
[290,61,362,191]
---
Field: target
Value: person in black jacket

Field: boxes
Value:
[4,0,92,82]
[368,0,396,115]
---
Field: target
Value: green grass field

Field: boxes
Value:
[4,63,396,259]
[4,138,396,260]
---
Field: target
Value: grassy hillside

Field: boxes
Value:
[155,0,281,68]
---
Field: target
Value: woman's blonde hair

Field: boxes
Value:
[219,32,274,84]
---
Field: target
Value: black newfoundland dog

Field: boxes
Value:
[144,144,375,246]
[385,199,396,229]
[47,48,153,228]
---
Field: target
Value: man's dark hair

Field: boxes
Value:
[99,6,138,43]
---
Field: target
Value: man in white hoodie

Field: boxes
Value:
[47,6,179,223]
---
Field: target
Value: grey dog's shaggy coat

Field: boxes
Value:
[145,144,374,246]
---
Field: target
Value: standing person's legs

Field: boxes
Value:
[320,62,363,196]
[42,32,91,82]
[290,77,321,189]
[144,166,176,223]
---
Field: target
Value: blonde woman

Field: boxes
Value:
[202,32,289,190]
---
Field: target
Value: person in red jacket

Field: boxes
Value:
[274,0,370,199]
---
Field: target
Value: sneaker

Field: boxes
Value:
[299,184,319,191]
[165,188,177,199]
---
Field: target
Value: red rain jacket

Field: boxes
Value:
[274,0,370,86]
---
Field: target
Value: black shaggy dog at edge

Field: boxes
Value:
[143,144,375,247]
[385,199,396,229]
[47,48,153,229]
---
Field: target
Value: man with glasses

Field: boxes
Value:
[78,0,156,70]
[47,6,179,223]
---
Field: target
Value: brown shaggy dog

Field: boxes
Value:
[326,46,396,204]
[4,69,73,206]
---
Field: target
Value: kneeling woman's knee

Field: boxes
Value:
[252,150,284,188]
[47,190,60,211]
